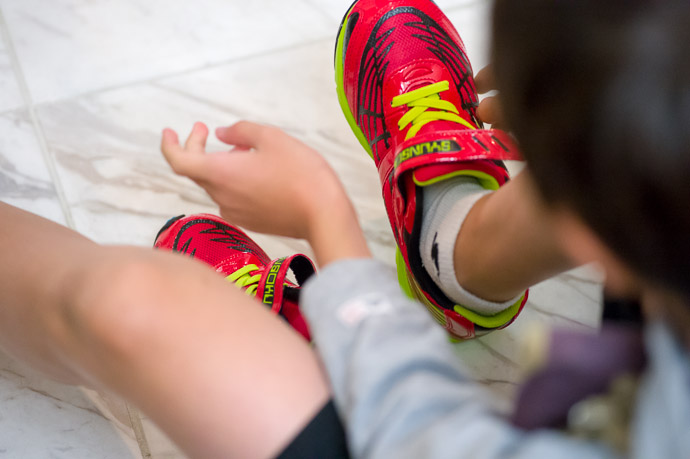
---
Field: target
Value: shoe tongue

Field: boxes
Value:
[213,253,265,277]
[401,67,440,91]
[415,120,474,138]
[391,61,479,138]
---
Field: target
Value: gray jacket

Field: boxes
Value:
[302,259,690,458]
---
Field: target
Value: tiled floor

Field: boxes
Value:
[0,0,603,457]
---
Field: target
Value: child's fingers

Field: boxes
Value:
[161,128,182,161]
[184,122,209,152]
[161,128,207,178]
[477,96,505,127]
[475,65,496,94]
[215,121,268,149]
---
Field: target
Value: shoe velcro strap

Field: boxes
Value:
[393,129,520,191]
[393,128,518,175]
[394,129,521,169]
[257,254,316,313]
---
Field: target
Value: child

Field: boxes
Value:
[0,0,688,457]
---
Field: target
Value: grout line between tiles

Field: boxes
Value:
[0,8,75,229]
[126,404,152,459]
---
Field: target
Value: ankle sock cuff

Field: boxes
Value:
[420,179,523,316]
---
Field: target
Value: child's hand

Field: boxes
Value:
[475,65,507,130]
[160,121,351,241]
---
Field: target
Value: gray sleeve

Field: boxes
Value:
[301,259,616,459]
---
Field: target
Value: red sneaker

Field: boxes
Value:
[154,214,315,341]
[335,0,527,339]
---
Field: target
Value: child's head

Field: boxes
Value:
[491,0,690,303]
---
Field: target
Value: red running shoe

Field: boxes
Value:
[335,0,527,339]
[154,214,315,341]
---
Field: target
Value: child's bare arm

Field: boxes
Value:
[0,202,331,458]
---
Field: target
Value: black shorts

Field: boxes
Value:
[276,400,350,459]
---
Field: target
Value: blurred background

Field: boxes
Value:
[0,1,602,457]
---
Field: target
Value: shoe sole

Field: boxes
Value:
[334,0,375,161]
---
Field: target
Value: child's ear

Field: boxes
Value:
[553,208,641,299]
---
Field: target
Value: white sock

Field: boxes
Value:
[419,177,523,315]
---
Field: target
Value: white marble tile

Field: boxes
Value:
[0,352,140,458]
[0,110,65,224]
[31,84,222,245]
[138,416,186,459]
[0,0,335,105]
[0,24,23,112]
[303,0,349,24]
[436,0,490,11]
[446,0,494,71]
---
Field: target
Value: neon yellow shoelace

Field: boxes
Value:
[226,264,262,296]
[391,80,477,140]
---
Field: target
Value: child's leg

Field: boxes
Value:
[428,170,575,304]
[0,202,331,458]
[335,0,571,336]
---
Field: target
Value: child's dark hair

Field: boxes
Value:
[492,0,690,298]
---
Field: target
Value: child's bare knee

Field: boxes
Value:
[68,249,174,361]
